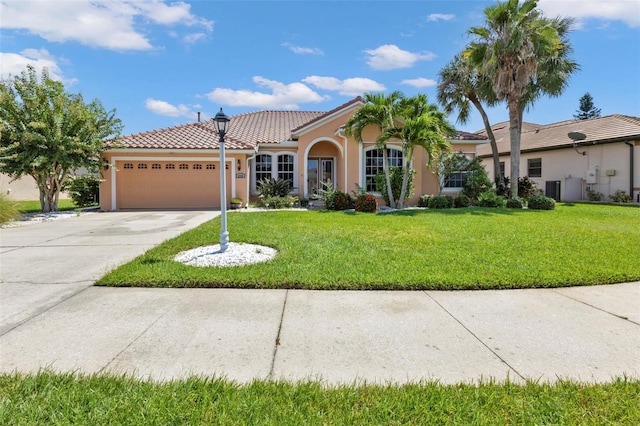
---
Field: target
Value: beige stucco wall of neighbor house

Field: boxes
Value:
[0,174,39,200]
[481,140,639,202]
[0,173,72,201]
[100,151,249,211]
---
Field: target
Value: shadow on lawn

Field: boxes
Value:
[390,207,533,217]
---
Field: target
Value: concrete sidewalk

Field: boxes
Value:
[1,212,639,385]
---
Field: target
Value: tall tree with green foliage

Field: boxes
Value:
[574,92,601,120]
[344,91,404,208]
[383,94,455,208]
[0,66,122,212]
[438,54,502,183]
[465,0,578,198]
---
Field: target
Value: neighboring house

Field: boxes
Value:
[100,97,488,210]
[0,174,40,201]
[476,115,640,202]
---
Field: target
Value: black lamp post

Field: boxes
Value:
[213,108,230,252]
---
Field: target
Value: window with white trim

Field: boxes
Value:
[444,172,466,188]
[255,154,272,183]
[528,158,542,178]
[277,154,295,186]
[364,148,403,192]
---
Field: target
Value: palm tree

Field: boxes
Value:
[344,91,404,208]
[385,94,455,208]
[437,54,503,184]
[465,0,578,198]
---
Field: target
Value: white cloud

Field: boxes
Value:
[303,76,386,96]
[427,13,455,22]
[537,0,640,28]
[364,44,436,70]
[0,0,214,51]
[183,33,207,44]
[400,78,437,88]
[282,43,324,55]
[145,98,194,118]
[0,49,72,84]
[206,76,328,109]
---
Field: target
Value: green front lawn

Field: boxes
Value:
[2,372,638,425]
[15,199,78,213]
[97,204,640,290]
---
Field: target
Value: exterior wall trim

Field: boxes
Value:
[303,137,343,197]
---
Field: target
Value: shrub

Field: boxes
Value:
[518,177,538,199]
[462,168,493,204]
[417,194,431,208]
[257,178,291,198]
[506,197,524,209]
[260,196,297,209]
[374,166,414,206]
[355,194,377,212]
[428,195,454,209]
[63,175,102,207]
[495,176,538,199]
[477,190,504,207]
[528,195,556,210]
[495,176,510,197]
[586,188,603,201]
[454,193,471,208]
[0,193,21,224]
[610,190,632,203]
[327,191,354,211]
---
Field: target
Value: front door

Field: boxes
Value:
[308,158,334,196]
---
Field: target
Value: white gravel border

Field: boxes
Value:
[174,242,277,267]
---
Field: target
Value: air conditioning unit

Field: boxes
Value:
[586,169,597,184]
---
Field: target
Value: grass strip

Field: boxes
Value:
[1,372,638,425]
[97,204,640,290]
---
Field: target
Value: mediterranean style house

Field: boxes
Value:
[100,97,487,210]
[476,115,640,202]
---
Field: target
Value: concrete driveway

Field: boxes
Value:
[0,210,219,334]
[1,211,639,385]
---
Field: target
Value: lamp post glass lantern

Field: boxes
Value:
[214,108,230,252]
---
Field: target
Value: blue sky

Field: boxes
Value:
[1,0,639,136]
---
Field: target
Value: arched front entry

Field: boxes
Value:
[304,138,344,197]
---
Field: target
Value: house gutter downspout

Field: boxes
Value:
[625,141,634,201]
[245,149,257,206]
[336,128,349,192]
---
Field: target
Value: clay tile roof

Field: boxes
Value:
[291,96,363,134]
[108,110,325,150]
[107,121,253,150]
[454,130,488,141]
[229,110,324,144]
[476,114,640,156]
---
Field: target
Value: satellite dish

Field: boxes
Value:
[568,131,586,141]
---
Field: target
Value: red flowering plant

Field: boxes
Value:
[355,194,377,212]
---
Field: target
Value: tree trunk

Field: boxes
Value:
[382,146,396,208]
[472,98,501,183]
[508,97,521,199]
[398,147,414,209]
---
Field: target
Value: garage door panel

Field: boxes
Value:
[116,161,231,209]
